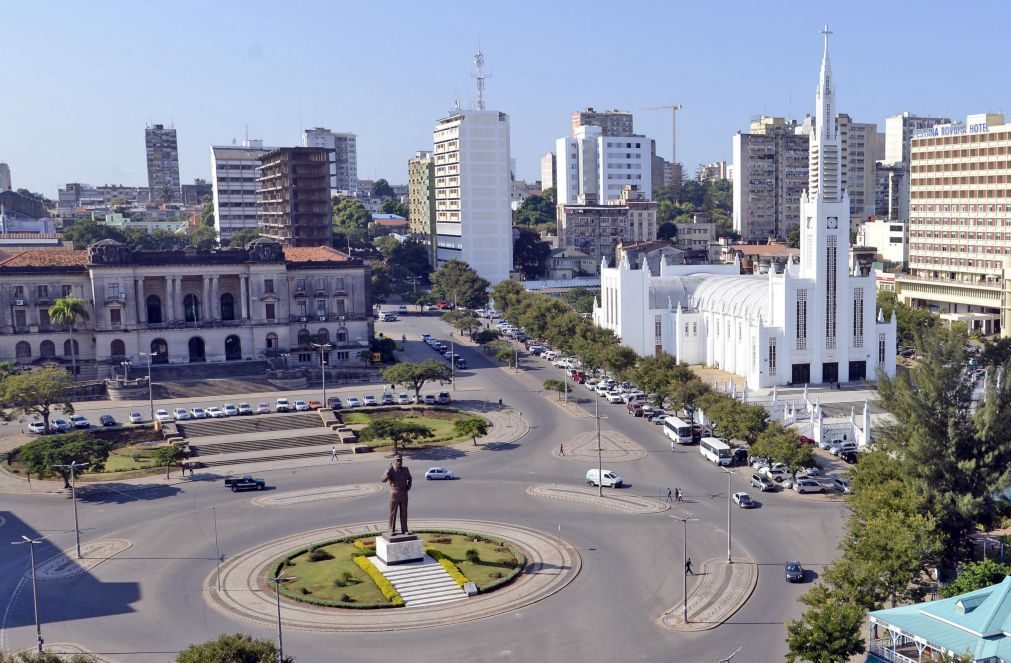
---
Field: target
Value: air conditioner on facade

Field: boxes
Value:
[14,299,24,306]
[318,315,327,321]
[338,316,346,321]
[298,316,306,322]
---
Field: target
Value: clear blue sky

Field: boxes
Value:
[2,0,1008,197]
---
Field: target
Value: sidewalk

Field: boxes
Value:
[659,556,758,632]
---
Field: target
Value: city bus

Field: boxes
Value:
[663,416,693,445]
[699,437,733,466]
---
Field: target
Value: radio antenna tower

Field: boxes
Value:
[473,49,490,110]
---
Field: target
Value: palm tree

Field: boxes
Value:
[49,295,90,379]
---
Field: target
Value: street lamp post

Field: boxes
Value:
[672,514,699,623]
[593,398,608,497]
[562,365,568,404]
[450,334,456,391]
[723,468,736,563]
[267,573,297,663]
[139,351,155,422]
[120,359,132,382]
[13,534,46,653]
[312,343,332,405]
[53,460,89,559]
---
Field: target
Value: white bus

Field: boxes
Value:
[699,437,733,466]
[663,416,693,446]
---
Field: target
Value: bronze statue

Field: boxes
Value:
[381,455,413,535]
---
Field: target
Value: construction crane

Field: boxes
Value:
[644,104,683,164]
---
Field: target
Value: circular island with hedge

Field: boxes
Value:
[271,530,525,608]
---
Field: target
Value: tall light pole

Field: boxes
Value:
[562,364,568,404]
[120,359,132,382]
[450,333,456,391]
[312,343,332,405]
[139,351,155,422]
[53,461,89,559]
[267,573,297,663]
[593,398,607,497]
[723,468,736,563]
[13,535,46,653]
[672,513,699,623]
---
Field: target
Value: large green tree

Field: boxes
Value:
[512,194,555,228]
[430,260,490,309]
[453,416,490,446]
[381,361,452,400]
[48,295,90,378]
[372,179,395,199]
[360,418,434,454]
[177,632,293,663]
[513,228,551,279]
[560,287,597,315]
[63,218,128,249]
[333,197,371,237]
[2,366,75,433]
[155,442,188,478]
[14,431,111,488]
[228,228,263,248]
[188,225,218,251]
[940,559,1011,598]
[749,423,814,472]
[378,198,408,217]
[371,263,391,303]
[785,585,866,663]
[876,289,937,346]
[200,201,215,228]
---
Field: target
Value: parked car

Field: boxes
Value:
[423,394,436,405]
[751,474,775,492]
[732,492,755,508]
[51,419,72,433]
[585,468,624,488]
[257,403,270,414]
[793,478,825,494]
[785,561,805,582]
[830,441,858,456]
[28,421,46,434]
[626,402,644,416]
[276,398,290,412]
[224,475,266,492]
[382,393,395,405]
[833,477,851,494]
[454,358,468,369]
[307,400,323,410]
[173,408,191,421]
[606,391,625,404]
[328,397,343,410]
[437,392,451,405]
[206,406,225,418]
[397,393,411,405]
[425,467,458,480]
[99,414,117,427]
[223,404,239,416]
[798,435,816,446]
[69,415,91,429]
[191,407,207,419]
[347,397,362,407]
[237,403,253,416]
[129,412,144,424]
[156,409,173,423]
[651,413,669,425]
[398,305,408,314]
[840,450,859,464]
[379,312,398,322]
[294,400,310,412]
[363,395,377,406]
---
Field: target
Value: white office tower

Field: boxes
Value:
[210,139,272,244]
[556,126,652,205]
[301,128,358,195]
[433,110,513,284]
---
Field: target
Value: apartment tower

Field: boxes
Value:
[145,123,181,203]
[257,147,334,247]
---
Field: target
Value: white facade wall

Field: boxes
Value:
[302,128,358,195]
[211,142,270,243]
[555,127,651,205]
[433,111,513,284]
[858,219,908,265]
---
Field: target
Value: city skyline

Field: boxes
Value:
[1,0,1007,196]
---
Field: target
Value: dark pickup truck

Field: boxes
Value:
[224,475,266,492]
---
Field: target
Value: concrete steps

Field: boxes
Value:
[370,556,468,608]
[177,412,323,439]
[188,432,338,457]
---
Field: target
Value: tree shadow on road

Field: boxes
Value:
[77,483,183,504]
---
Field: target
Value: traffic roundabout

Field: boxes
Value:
[206,519,581,632]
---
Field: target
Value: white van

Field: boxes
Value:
[585,468,624,488]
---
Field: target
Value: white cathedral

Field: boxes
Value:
[592,30,897,389]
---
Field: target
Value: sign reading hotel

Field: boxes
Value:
[914,122,990,138]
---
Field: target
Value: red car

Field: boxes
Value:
[799,435,816,446]
[307,400,323,410]
[435,301,453,310]
[626,402,644,416]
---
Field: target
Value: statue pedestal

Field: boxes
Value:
[376,533,424,565]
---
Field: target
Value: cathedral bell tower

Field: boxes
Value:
[798,26,852,354]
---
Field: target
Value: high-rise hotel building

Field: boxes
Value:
[899,113,1011,334]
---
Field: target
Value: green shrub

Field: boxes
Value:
[354,555,405,606]
[300,587,310,595]
[465,548,481,564]
[308,548,333,562]
[427,548,470,587]
[340,593,354,603]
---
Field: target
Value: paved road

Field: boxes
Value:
[0,313,849,661]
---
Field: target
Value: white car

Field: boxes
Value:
[173,408,192,421]
[257,403,270,414]
[381,393,395,405]
[191,407,208,419]
[129,412,144,424]
[294,400,309,412]
[223,404,239,416]
[606,391,625,404]
[28,421,46,434]
[237,403,253,415]
[276,398,290,412]
[51,418,72,433]
[397,393,411,405]
[69,415,91,429]
[425,467,458,480]
[423,394,436,405]
[156,409,173,423]
[206,406,225,418]
[347,397,362,407]
[732,492,755,508]
[794,478,825,494]
[595,384,612,397]
[363,395,377,406]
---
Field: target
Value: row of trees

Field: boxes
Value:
[786,326,1011,662]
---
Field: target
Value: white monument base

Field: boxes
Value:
[376,533,424,565]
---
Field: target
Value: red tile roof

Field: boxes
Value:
[0,250,89,268]
[282,246,351,263]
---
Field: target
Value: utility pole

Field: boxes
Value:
[53,460,90,558]
[139,351,155,422]
[593,399,607,497]
[267,573,297,663]
[723,468,736,563]
[13,535,46,653]
[312,343,333,405]
[672,513,699,623]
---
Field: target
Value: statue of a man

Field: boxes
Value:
[381,455,413,535]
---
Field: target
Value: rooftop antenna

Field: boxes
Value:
[473,49,490,111]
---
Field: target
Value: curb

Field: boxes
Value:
[659,555,759,632]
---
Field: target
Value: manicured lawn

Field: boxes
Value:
[419,532,521,589]
[341,409,487,449]
[280,542,390,605]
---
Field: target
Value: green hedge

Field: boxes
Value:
[354,556,405,606]
[426,548,470,587]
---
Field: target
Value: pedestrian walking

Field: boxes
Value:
[498,398,503,407]
[330,446,338,461]
[666,488,673,502]
[559,443,564,456]
[676,488,683,503]
[685,558,693,575]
